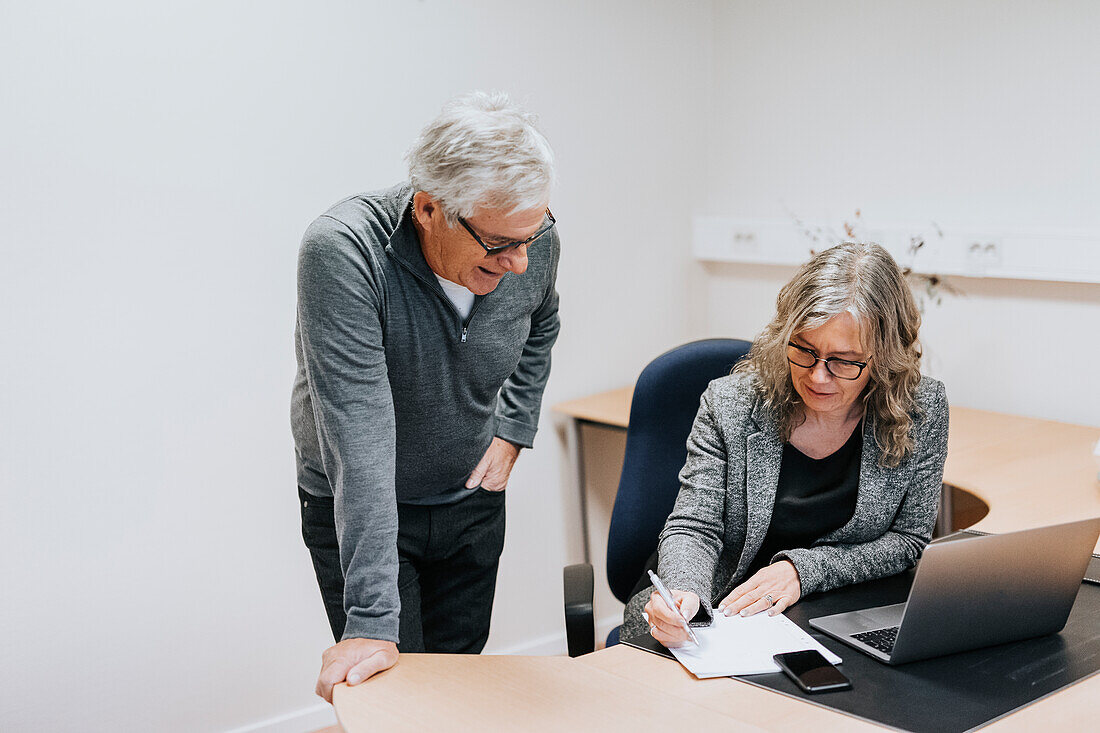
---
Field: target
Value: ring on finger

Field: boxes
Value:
[764,593,775,606]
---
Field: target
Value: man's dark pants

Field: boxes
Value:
[299,486,507,652]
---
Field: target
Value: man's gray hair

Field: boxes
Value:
[406,91,555,223]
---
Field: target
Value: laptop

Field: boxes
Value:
[809,517,1100,665]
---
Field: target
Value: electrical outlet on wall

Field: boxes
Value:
[964,240,1003,275]
[725,229,761,258]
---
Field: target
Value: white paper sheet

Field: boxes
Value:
[669,610,842,678]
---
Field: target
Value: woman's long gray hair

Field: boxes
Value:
[737,242,923,467]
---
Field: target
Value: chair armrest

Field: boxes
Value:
[563,563,595,657]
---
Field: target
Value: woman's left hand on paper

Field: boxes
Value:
[718,560,802,617]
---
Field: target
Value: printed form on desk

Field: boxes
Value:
[670,611,841,677]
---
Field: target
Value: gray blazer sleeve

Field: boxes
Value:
[775,380,950,596]
[655,387,730,616]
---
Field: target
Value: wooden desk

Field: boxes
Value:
[574,641,1099,732]
[332,654,757,732]
[940,405,1100,547]
[554,386,633,429]
[334,637,1098,733]
[577,645,881,732]
[334,390,1100,732]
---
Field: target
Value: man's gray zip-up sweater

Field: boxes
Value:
[291,182,560,643]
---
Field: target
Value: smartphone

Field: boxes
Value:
[773,650,851,693]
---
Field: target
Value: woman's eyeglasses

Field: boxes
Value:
[787,342,869,380]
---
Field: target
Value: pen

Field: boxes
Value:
[648,570,700,646]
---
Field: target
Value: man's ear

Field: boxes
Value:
[412,192,439,233]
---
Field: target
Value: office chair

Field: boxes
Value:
[564,338,752,656]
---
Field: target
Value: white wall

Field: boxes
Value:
[0,2,710,731]
[696,0,1100,427]
[6,2,1097,731]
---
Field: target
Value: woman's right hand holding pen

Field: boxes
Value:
[643,589,700,647]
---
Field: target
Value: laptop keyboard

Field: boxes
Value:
[853,626,900,654]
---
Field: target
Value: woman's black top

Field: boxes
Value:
[746,422,863,578]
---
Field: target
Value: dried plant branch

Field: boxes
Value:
[790,209,962,312]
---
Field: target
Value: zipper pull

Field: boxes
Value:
[461,326,468,343]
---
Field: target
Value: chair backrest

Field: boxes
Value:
[605,338,752,603]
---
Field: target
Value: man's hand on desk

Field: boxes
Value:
[466,437,521,491]
[643,589,701,648]
[718,560,802,617]
[315,638,398,703]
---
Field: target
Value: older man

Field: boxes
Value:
[292,92,560,700]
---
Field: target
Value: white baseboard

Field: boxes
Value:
[485,613,623,656]
[223,702,335,733]
[486,628,567,655]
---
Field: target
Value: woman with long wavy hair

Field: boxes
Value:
[623,242,950,646]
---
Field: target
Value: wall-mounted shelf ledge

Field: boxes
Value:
[692,217,1100,284]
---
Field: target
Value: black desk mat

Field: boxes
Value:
[623,533,1100,732]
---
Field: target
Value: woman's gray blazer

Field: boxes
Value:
[622,371,949,638]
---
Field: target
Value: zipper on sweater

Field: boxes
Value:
[460,298,486,344]
[391,254,485,343]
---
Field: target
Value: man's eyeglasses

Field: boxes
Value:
[458,209,556,255]
[787,342,870,380]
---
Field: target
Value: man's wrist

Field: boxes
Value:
[341,614,400,645]
[495,436,522,454]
